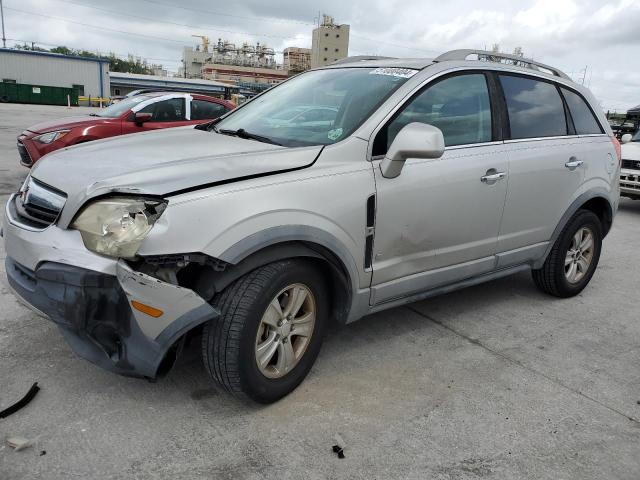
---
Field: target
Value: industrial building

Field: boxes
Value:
[181,37,279,79]
[283,47,311,74]
[201,64,288,88]
[0,48,109,99]
[109,72,238,99]
[181,37,289,94]
[311,15,350,68]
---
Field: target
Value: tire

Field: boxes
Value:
[532,209,602,298]
[0,95,9,103]
[201,259,328,403]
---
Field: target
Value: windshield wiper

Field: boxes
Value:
[194,119,217,131]
[218,128,282,146]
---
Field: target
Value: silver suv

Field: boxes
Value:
[3,50,620,403]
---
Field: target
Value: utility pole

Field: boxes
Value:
[580,65,588,85]
[0,0,6,49]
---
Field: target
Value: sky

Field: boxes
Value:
[1,0,639,112]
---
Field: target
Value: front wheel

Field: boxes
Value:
[201,260,328,403]
[532,209,602,297]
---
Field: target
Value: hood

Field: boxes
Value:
[26,115,110,134]
[30,127,322,227]
[621,141,640,161]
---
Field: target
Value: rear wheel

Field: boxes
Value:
[201,260,328,403]
[532,210,602,297]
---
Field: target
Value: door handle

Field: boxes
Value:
[565,157,584,170]
[481,170,506,184]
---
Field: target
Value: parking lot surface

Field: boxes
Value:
[0,103,639,479]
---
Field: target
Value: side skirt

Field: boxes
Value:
[365,264,530,317]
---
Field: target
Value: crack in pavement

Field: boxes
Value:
[406,305,640,425]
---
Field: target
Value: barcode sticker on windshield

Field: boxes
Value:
[328,128,343,140]
[369,68,417,78]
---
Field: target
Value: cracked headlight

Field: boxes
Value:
[33,130,70,144]
[71,198,167,259]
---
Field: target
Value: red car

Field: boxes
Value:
[17,92,235,167]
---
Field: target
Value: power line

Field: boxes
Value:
[6,3,446,63]
[4,7,187,45]
[350,33,440,56]
[134,0,437,56]
[42,0,441,57]
[4,5,299,46]
[48,0,302,41]
[137,0,316,27]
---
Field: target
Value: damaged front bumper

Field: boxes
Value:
[4,198,219,379]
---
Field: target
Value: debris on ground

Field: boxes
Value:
[332,444,345,459]
[332,433,346,459]
[7,436,31,451]
[0,382,40,419]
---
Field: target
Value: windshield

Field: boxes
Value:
[632,130,640,142]
[95,95,155,118]
[215,67,416,147]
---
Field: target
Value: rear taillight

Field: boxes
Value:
[611,135,622,165]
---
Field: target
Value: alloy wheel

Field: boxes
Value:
[255,283,316,379]
[565,227,595,284]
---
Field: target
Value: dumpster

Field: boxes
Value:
[0,82,79,106]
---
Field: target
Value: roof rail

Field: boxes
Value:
[330,55,397,65]
[433,49,571,80]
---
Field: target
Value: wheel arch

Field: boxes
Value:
[533,189,614,269]
[220,241,353,325]
[580,196,613,237]
[191,227,362,325]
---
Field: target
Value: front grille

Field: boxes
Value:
[17,138,33,167]
[12,177,66,229]
[620,181,640,191]
[622,159,640,170]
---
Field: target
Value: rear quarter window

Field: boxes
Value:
[561,88,603,135]
[500,75,567,139]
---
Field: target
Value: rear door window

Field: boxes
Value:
[561,88,603,135]
[191,99,228,120]
[499,75,567,139]
[139,98,186,122]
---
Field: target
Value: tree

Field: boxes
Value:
[108,54,151,74]
[50,46,73,55]
[14,42,47,52]
[16,44,154,74]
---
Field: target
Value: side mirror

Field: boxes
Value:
[134,112,152,126]
[621,133,633,144]
[380,123,445,178]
